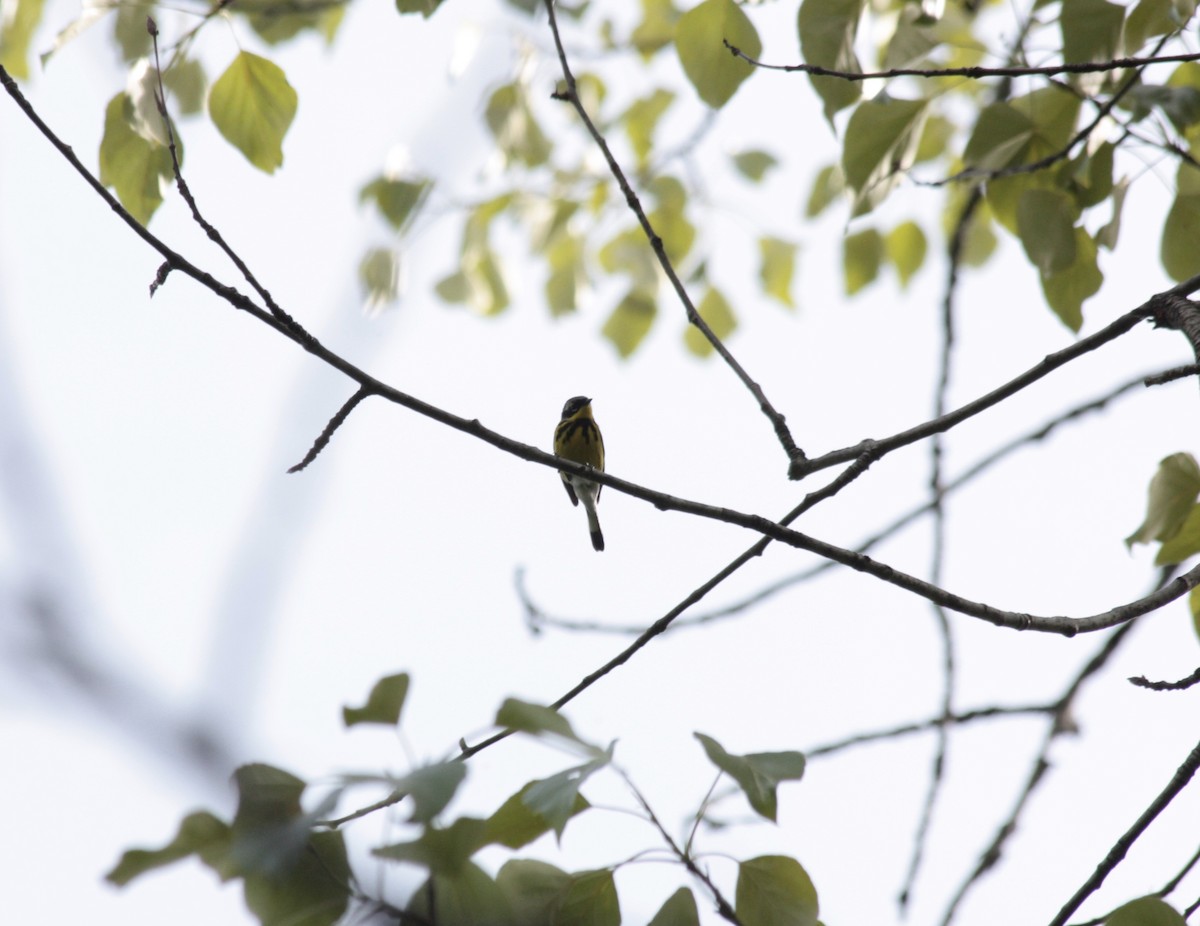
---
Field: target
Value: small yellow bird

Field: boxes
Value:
[554,396,605,552]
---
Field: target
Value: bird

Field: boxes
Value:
[554,396,605,552]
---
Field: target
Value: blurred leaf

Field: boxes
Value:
[685,286,737,356]
[842,95,927,215]
[843,227,883,295]
[237,0,348,43]
[106,811,233,886]
[113,1,154,63]
[1163,163,1200,281]
[559,870,621,926]
[1126,0,1196,53]
[486,82,551,168]
[759,237,797,307]
[98,91,173,225]
[243,830,349,926]
[397,761,468,823]
[496,859,572,925]
[358,247,400,311]
[915,114,954,163]
[805,164,845,217]
[0,0,45,78]
[496,699,582,741]
[966,87,1080,174]
[230,764,310,877]
[406,862,514,926]
[485,783,591,849]
[1016,188,1078,276]
[1155,503,1200,565]
[164,57,207,116]
[1127,453,1200,548]
[675,0,760,109]
[798,0,864,123]
[695,733,806,821]
[732,149,778,182]
[735,855,819,926]
[1097,176,1129,250]
[883,5,936,69]
[1061,0,1124,66]
[208,51,297,174]
[1039,227,1101,331]
[885,221,926,288]
[545,232,586,316]
[632,0,681,56]
[648,887,701,926]
[523,756,610,838]
[603,288,658,357]
[624,88,675,168]
[343,672,409,727]
[376,817,488,873]
[648,175,695,263]
[360,177,431,232]
[396,0,445,16]
[1062,142,1114,209]
[1104,896,1186,926]
[600,226,658,289]
[1191,586,1200,643]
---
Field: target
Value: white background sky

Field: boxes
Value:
[3,0,1200,924]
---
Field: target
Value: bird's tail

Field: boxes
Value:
[581,490,605,552]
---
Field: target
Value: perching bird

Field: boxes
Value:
[554,396,605,552]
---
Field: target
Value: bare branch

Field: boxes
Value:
[288,386,374,473]
[1129,666,1200,691]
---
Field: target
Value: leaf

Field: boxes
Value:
[1191,586,1200,643]
[495,698,581,741]
[633,0,682,56]
[406,862,514,926]
[208,52,297,173]
[694,733,806,822]
[843,228,883,295]
[1061,0,1125,66]
[163,57,208,116]
[485,82,551,168]
[559,870,621,926]
[1104,896,1186,926]
[106,811,232,886]
[0,0,46,78]
[965,87,1080,175]
[648,175,696,263]
[360,178,431,232]
[342,672,410,727]
[842,95,928,215]
[797,0,864,123]
[735,855,819,926]
[359,248,400,312]
[885,221,926,288]
[98,92,174,225]
[230,764,310,877]
[1039,227,1101,332]
[496,859,572,925]
[805,164,845,217]
[376,817,488,873]
[396,761,469,823]
[243,830,350,926]
[648,887,701,926]
[1126,0,1196,53]
[1097,176,1129,250]
[444,247,509,315]
[1162,163,1200,281]
[522,755,611,838]
[624,88,675,168]
[675,0,760,109]
[759,237,797,307]
[1016,188,1078,276]
[113,1,154,63]
[484,783,590,849]
[732,150,778,183]
[545,233,585,317]
[396,0,446,16]
[1126,453,1200,548]
[603,288,658,358]
[1155,503,1200,565]
[685,287,738,357]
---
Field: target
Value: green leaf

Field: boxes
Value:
[1061,142,1114,209]
[632,0,682,56]
[230,764,310,877]
[1126,0,1196,53]
[603,288,658,357]
[885,221,926,288]
[842,95,928,215]
[359,248,400,311]
[163,58,208,116]
[732,150,778,183]
[376,817,489,873]
[599,226,658,290]
[685,286,737,356]
[1097,177,1129,250]
[559,870,621,926]
[648,887,701,926]
[735,855,819,926]
[1126,453,1200,548]
[624,88,675,168]
[0,0,45,78]
[965,87,1080,175]
[360,178,431,233]
[1062,0,1125,66]
[113,1,154,63]
[396,761,469,824]
[496,698,581,741]
[342,672,410,727]
[243,829,350,926]
[485,82,551,168]
[106,811,232,886]
[759,237,797,308]
[98,92,174,225]
[675,0,760,109]
[1040,227,1101,332]
[496,859,572,925]
[237,0,348,44]
[396,0,446,16]
[805,164,845,217]
[843,228,883,295]
[647,174,695,264]
[1191,586,1200,643]
[694,733,806,822]
[406,862,514,926]
[1163,163,1200,281]
[798,0,864,123]
[522,755,611,838]
[546,233,585,317]
[1155,503,1200,564]
[1016,188,1078,276]
[484,783,591,849]
[444,248,510,315]
[1104,896,1186,926]
[208,52,297,174]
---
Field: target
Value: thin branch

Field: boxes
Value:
[1128,666,1200,691]
[722,43,1200,82]
[1047,734,1200,926]
[540,0,805,470]
[1145,363,1200,386]
[287,386,374,473]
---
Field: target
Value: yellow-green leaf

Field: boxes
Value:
[842,95,928,215]
[559,870,620,926]
[360,177,432,232]
[545,233,585,317]
[632,0,682,56]
[98,92,174,225]
[113,1,154,63]
[805,164,845,217]
[1190,586,1200,643]
[1155,503,1200,564]
[1105,896,1186,926]
[759,237,797,308]
[1162,163,1200,281]
[0,0,45,78]
[648,887,700,926]
[675,0,760,109]
[1062,0,1125,66]
[359,247,399,311]
[1040,227,1101,331]
[843,228,883,295]
[885,221,926,288]
[624,88,675,168]
[1127,453,1200,548]
[798,0,864,123]
[603,289,657,358]
[732,149,778,183]
[396,0,445,16]
[164,58,208,116]
[1016,188,1078,276]
[208,52,297,174]
[485,82,551,168]
[735,856,819,926]
[1126,0,1196,54]
[685,287,737,357]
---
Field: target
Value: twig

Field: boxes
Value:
[288,386,374,473]
[1129,666,1200,691]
